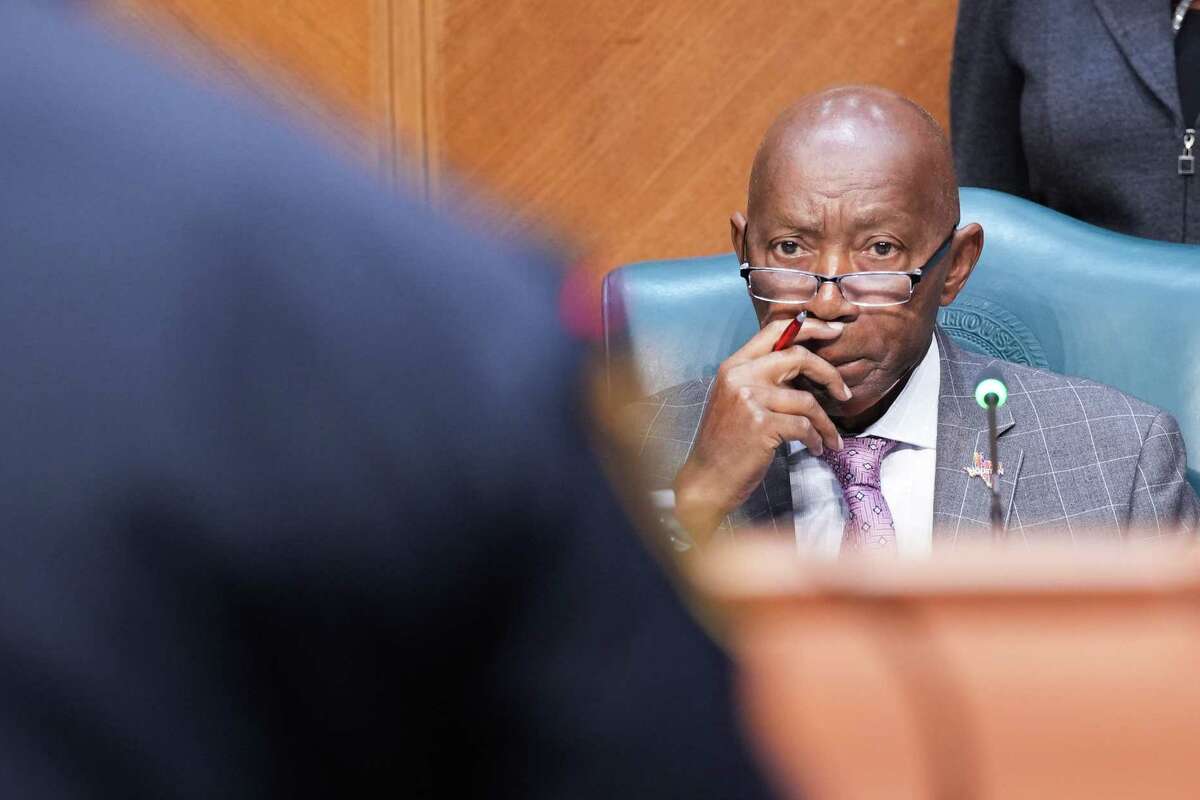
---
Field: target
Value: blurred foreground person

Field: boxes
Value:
[632,87,1200,554]
[0,3,773,798]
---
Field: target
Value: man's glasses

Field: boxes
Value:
[739,229,957,308]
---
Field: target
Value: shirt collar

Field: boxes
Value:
[788,335,941,454]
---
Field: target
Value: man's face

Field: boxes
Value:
[737,137,961,423]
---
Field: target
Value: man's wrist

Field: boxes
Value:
[672,475,730,543]
[650,490,696,552]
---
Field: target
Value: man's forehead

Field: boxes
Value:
[765,136,924,189]
[753,182,926,231]
[752,143,940,228]
[747,88,958,234]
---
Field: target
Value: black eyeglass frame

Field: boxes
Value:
[738,227,958,308]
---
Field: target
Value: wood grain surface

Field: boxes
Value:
[95,0,958,266]
[98,0,382,163]
[433,0,959,266]
[377,0,444,196]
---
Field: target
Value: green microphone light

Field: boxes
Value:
[974,367,1008,409]
[975,364,1009,537]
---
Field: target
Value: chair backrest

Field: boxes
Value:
[602,188,1200,488]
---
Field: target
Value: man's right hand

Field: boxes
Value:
[673,316,851,541]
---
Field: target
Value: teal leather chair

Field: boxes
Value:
[602,188,1200,490]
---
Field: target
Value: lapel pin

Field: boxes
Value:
[965,451,1004,490]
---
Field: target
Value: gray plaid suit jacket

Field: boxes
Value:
[630,329,1200,544]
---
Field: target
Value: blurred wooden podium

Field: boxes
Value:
[691,540,1200,800]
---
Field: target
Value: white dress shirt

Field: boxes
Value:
[787,336,940,558]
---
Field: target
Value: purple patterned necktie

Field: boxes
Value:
[820,436,900,552]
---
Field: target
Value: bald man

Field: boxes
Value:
[634,86,1200,554]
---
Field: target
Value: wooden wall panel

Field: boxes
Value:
[430,0,959,267]
[378,0,443,194]
[95,0,959,268]
[98,0,382,162]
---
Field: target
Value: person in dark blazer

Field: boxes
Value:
[0,3,775,798]
[952,0,1200,243]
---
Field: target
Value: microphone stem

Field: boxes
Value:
[986,398,1002,537]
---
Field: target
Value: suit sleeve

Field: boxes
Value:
[950,0,1031,196]
[1127,411,1200,536]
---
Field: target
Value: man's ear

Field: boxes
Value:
[730,212,748,261]
[939,223,984,306]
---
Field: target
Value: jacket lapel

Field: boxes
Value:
[729,444,795,539]
[932,330,1024,545]
[1092,0,1181,122]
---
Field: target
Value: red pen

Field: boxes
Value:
[771,311,807,352]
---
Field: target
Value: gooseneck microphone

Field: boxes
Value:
[974,365,1009,537]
